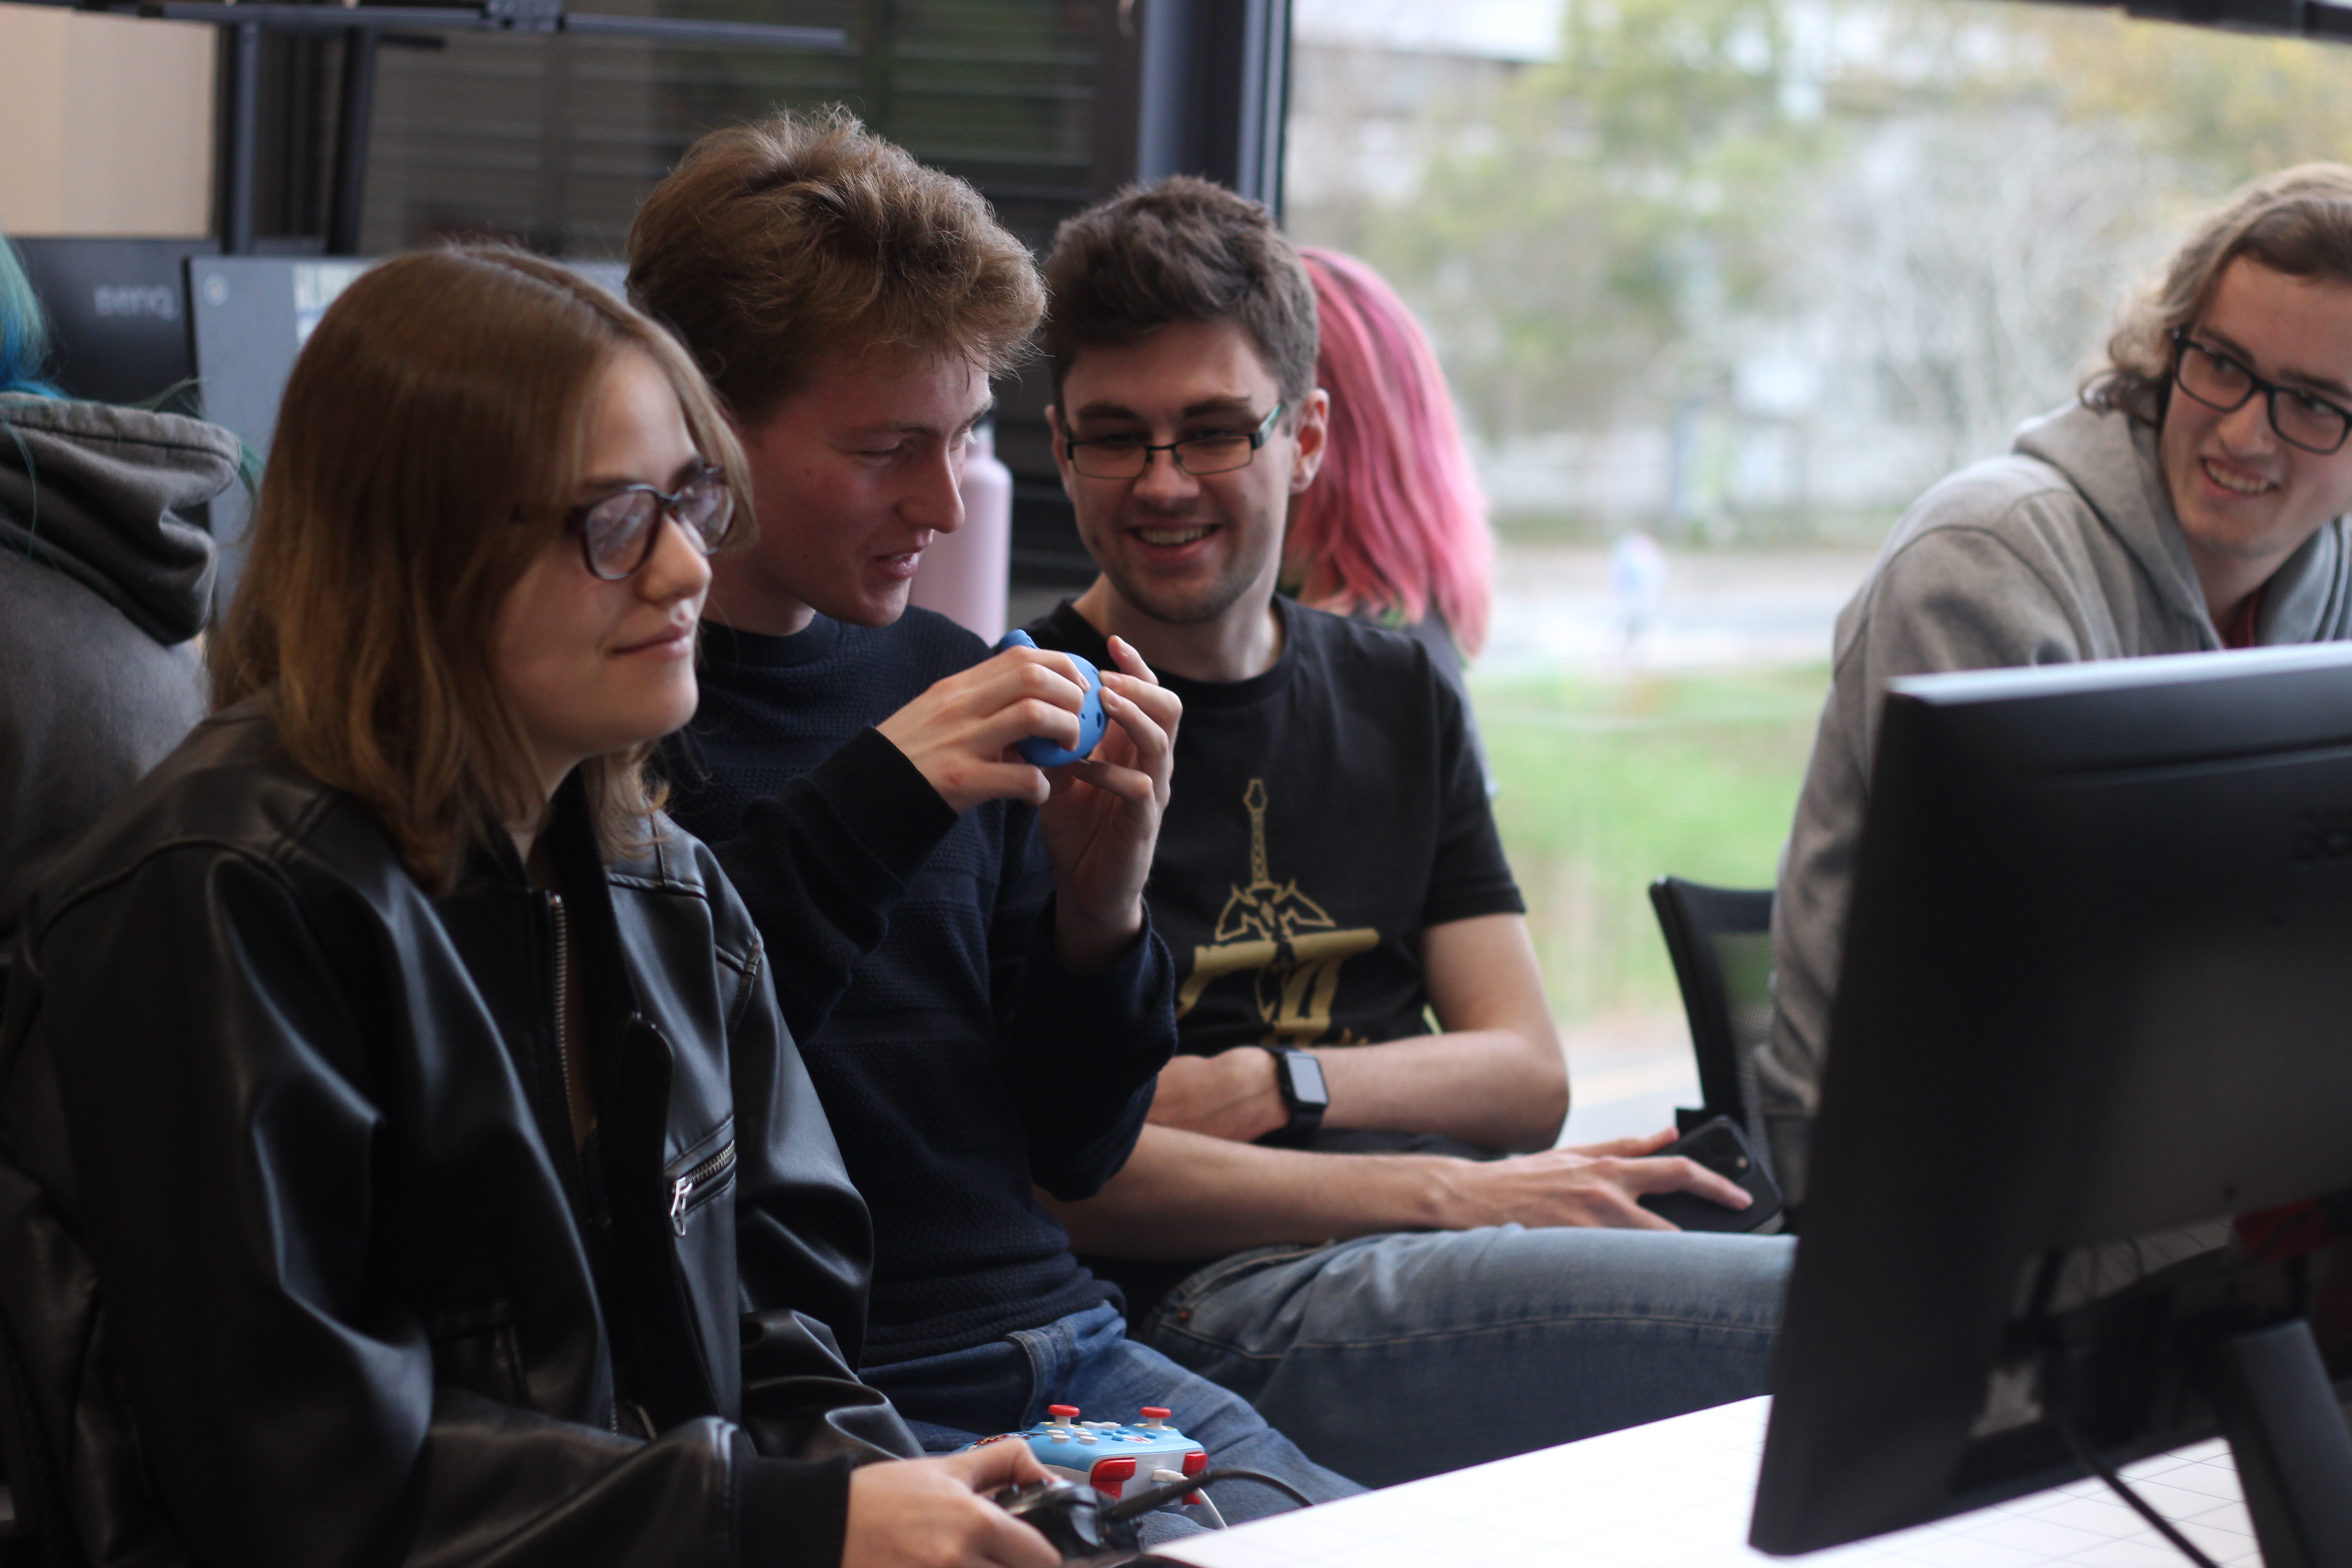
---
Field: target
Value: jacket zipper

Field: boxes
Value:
[549,894,578,1147]
[668,1140,737,1236]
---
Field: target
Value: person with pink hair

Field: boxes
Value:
[1288,246,1495,776]
[1290,248,1492,657]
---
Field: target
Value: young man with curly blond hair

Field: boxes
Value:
[628,111,1356,1528]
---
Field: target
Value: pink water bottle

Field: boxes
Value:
[911,418,1013,641]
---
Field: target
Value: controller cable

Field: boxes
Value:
[2026,1260,2219,1568]
[1101,1468,1318,1524]
[2053,1412,2220,1568]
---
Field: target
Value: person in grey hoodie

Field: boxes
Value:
[1764,164,2352,1200]
[0,237,244,962]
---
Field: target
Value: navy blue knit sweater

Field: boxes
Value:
[661,608,1176,1366]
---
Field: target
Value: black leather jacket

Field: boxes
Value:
[0,705,919,1568]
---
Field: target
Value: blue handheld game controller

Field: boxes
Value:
[996,629,1107,768]
[965,1405,1208,1507]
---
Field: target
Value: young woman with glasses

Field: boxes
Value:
[0,248,1056,1568]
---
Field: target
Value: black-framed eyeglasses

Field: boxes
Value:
[2170,329,2352,456]
[566,462,735,581]
[1062,401,1287,480]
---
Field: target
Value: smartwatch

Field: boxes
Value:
[1259,1046,1330,1144]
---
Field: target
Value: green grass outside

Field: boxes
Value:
[1468,666,1830,1024]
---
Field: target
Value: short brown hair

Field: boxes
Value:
[213,247,750,892]
[1042,176,1318,408]
[627,107,1044,420]
[2087,163,2352,424]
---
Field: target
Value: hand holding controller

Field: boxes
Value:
[991,1479,1140,1562]
[976,1408,1319,1562]
[996,629,1107,766]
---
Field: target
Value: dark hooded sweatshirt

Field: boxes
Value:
[0,395,241,953]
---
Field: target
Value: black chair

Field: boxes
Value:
[1647,877,1775,1141]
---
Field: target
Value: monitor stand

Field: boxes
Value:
[2212,1319,2352,1568]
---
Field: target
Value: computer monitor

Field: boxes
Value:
[1750,644,2352,1567]
[182,254,628,601]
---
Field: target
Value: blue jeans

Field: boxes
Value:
[1136,1226,1794,1486]
[861,1300,1363,1540]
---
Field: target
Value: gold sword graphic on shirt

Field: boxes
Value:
[1176,779,1377,1043]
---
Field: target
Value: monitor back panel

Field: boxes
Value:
[1753,644,2352,1554]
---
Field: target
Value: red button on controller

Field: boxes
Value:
[1089,1456,1137,1498]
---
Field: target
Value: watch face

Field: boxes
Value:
[1284,1051,1330,1110]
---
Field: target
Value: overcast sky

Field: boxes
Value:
[1291,0,1566,61]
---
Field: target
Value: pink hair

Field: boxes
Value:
[1288,247,1493,657]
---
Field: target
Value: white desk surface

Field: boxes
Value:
[1158,1398,2258,1568]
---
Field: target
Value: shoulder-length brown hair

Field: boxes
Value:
[212,247,750,892]
[2086,164,2352,425]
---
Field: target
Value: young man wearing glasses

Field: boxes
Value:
[1764,164,2352,1201]
[1024,176,1794,1488]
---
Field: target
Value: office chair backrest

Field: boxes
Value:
[1647,877,1774,1139]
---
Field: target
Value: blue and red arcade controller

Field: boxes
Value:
[965,1405,1208,1506]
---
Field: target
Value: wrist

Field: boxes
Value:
[1230,1048,1291,1142]
[1412,1153,1480,1230]
[1051,896,1143,974]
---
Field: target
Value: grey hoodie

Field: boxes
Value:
[0,395,243,946]
[1760,401,2352,1198]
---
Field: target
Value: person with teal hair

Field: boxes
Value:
[0,230,64,398]
[0,226,245,971]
